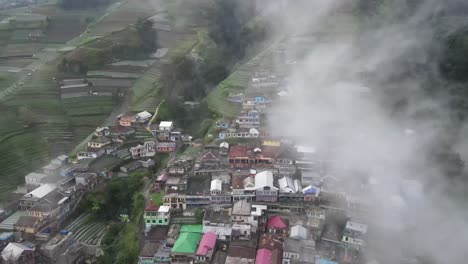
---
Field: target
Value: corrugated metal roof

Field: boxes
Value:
[1,243,34,261]
[255,171,276,190]
[171,232,202,254]
[180,224,202,233]
[211,179,222,191]
[26,184,56,199]
[196,232,217,256]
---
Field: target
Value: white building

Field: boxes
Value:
[278,176,301,193]
[129,140,156,159]
[290,225,309,240]
[210,179,223,195]
[24,172,48,186]
[254,171,278,202]
[159,121,173,131]
[136,111,152,122]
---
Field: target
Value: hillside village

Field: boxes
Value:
[0,36,403,264]
[0,0,467,263]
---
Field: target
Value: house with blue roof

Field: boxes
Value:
[315,258,338,264]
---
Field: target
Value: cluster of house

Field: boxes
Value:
[0,106,194,263]
[136,133,372,264]
[139,197,366,264]
[0,155,98,263]
[77,109,189,173]
[135,58,376,264]
[217,96,269,140]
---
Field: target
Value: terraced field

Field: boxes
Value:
[206,48,275,118]
[31,5,109,44]
[87,0,158,36]
[66,213,107,245]
[90,155,124,171]
[131,34,198,112]
[62,96,116,143]
[0,131,50,200]
[2,65,75,154]
[0,65,74,197]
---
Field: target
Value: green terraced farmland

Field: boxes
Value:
[206,48,274,118]
[0,131,50,200]
[66,213,106,246]
[90,155,123,171]
[131,34,198,112]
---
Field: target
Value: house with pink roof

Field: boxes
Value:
[267,215,289,236]
[195,232,217,263]
[255,248,272,264]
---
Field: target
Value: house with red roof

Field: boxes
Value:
[228,146,255,168]
[257,234,283,264]
[228,145,281,168]
[267,215,289,236]
[195,232,217,263]
[255,248,271,264]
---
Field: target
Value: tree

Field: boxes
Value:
[136,18,158,53]
[17,106,34,127]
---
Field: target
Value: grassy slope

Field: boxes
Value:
[0,3,125,197]
[206,48,274,118]
[130,33,199,112]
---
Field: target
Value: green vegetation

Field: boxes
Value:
[60,20,157,73]
[0,131,50,200]
[206,47,272,118]
[65,213,107,245]
[80,172,146,220]
[131,34,199,112]
[150,191,163,206]
[79,171,148,264]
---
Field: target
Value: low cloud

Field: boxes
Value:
[266,0,468,263]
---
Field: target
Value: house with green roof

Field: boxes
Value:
[180,224,202,233]
[170,225,203,263]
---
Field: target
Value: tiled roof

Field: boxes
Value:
[255,248,271,264]
[196,232,217,256]
[257,146,280,159]
[227,240,257,259]
[232,200,251,216]
[228,146,254,158]
[145,200,159,212]
[200,151,219,161]
[140,242,159,257]
[232,175,246,189]
[258,234,283,251]
[267,215,288,229]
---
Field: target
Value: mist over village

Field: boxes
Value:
[0,0,468,264]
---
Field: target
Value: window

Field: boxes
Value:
[146,220,150,223]
[153,220,156,223]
